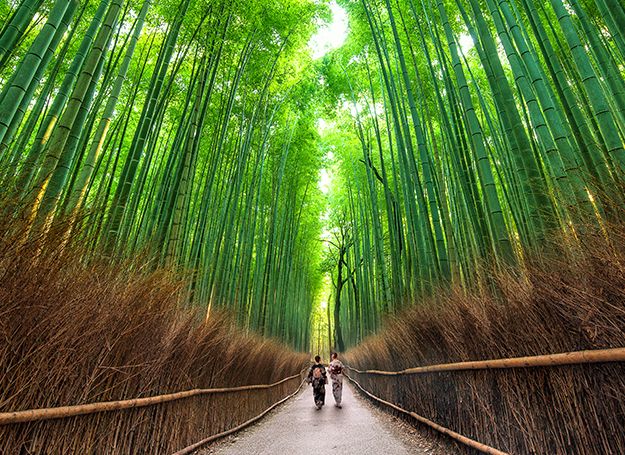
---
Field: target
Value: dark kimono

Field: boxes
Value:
[307,363,327,408]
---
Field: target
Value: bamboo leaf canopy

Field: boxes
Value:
[1,0,625,351]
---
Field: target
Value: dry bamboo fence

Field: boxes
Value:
[0,373,303,425]
[172,378,306,455]
[346,347,625,454]
[0,216,313,453]
[346,373,508,455]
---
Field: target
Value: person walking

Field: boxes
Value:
[329,352,344,408]
[307,355,327,410]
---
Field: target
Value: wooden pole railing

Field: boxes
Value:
[345,346,625,376]
[0,372,303,425]
[345,347,625,455]
[171,378,306,455]
[346,373,509,455]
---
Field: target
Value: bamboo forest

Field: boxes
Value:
[1,0,625,453]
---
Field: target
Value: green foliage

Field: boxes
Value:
[316,0,625,348]
[0,0,328,351]
[2,0,625,352]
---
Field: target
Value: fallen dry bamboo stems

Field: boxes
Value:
[0,372,303,425]
[346,373,509,455]
[346,347,625,376]
[172,379,306,455]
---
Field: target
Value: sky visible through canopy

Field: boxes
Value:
[309,1,349,60]
[308,2,349,355]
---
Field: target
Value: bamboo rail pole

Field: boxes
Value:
[171,379,306,455]
[0,372,303,425]
[345,347,625,376]
[346,374,509,455]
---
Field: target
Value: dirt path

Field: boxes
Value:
[201,381,457,455]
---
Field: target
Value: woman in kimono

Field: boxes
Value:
[307,355,327,409]
[329,352,344,408]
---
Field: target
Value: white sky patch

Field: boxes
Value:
[340,99,365,118]
[319,168,332,194]
[318,147,335,195]
[309,1,349,60]
[316,117,332,134]
[458,33,475,55]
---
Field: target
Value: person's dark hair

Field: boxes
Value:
[314,355,321,362]
[331,352,338,359]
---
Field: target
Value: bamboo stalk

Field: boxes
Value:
[171,379,306,455]
[346,347,625,375]
[346,373,509,455]
[0,373,302,425]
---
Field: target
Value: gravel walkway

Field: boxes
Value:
[200,381,458,455]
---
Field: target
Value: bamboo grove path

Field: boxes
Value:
[199,382,450,455]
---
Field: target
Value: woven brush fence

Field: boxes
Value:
[0,219,308,453]
[345,226,625,454]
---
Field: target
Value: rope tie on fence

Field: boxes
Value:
[346,346,625,376]
[0,371,304,425]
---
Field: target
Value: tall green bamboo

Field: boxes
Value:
[0,0,44,71]
[0,0,76,146]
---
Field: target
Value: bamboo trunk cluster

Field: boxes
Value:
[0,0,325,351]
[322,0,625,349]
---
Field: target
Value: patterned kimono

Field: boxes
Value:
[307,363,327,408]
[329,359,344,405]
